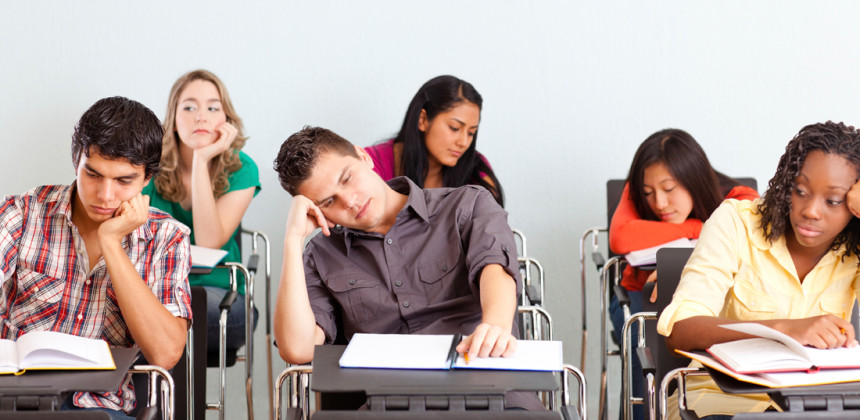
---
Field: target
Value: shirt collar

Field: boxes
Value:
[340,176,429,250]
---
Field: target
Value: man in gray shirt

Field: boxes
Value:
[272,126,536,408]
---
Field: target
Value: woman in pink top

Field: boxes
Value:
[365,75,504,206]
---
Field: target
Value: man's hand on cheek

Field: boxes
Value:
[456,322,517,359]
[98,194,150,243]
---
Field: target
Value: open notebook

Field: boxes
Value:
[338,333,563,372]
[190,245,228,269]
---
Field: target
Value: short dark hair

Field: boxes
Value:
[71,96,163,179]
[758,121,860,257]
[274,126,359,195]
[627,128,726,222]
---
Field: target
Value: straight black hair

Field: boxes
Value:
[394,75,504,206]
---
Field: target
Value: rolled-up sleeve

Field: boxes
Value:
[460,188,521,296]
[657,201,744,336]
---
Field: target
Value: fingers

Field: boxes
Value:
[847,181,860,218]
[216,122,238,146]
[650,283,658,303]
[459,323,516,359]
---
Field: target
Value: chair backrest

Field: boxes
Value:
[643,247,694,388]
[605,179,626,258]
[733,177,757,191]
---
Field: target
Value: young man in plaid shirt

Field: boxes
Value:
[0,96,192,418]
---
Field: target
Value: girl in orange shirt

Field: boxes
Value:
[608,128,758,420]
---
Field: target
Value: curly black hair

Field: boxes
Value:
[758,121,860,257]
[273,126,358,195]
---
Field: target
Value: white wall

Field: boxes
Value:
[2,1,859,418]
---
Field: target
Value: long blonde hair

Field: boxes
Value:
[154,69,248,202]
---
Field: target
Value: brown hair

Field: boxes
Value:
[273,126,358,195]
[153,69,247,201]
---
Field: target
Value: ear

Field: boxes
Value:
[418,109,429,133]
[354,145,374,169]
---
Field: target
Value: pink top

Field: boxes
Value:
[365,138,492,182]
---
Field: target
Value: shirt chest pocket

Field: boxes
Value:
[417,246,466,302]
[726,281,777,321]
[326,273,380,323]
[11,268,64,329]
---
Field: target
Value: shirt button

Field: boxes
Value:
[77,314,83,320]
[442,265,448,272]
[85,280,91,285]
[403,301,410,308]
[395,281,402,287]
[349,279,356,285]
[387,239,393,245]
[33,286,39,292]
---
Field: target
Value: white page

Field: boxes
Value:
[0,340,18,373]
[16,331,113,370]
[625,238,696,267]
[453,340,563,371]
[720,323,860,368]
[760,368,860,387]
[190,245,228,268]
[708,338,811,373]
[339,333,455,369]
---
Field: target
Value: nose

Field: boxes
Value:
[801,198,822,220]
[455,131,469,148]
[97,180,115,203]
[654,190,668,211]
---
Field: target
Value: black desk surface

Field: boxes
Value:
[0,347,139,397]
[311,345,558,396]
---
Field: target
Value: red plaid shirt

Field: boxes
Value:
[0,184,192,413]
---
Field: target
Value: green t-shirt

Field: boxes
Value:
[143,151,261,294]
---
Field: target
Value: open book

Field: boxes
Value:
[0,331,116,375]
[624,238,696,267]
[338,333,563,372]
[190,245,228,269]
[677,323,860,388]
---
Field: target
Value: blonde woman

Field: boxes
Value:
[143,69,260,354]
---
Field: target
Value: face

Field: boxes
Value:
[297,146,393,234]
[74,148,148,225]
[642,161,694,224]
[787,150,857,255]
[174,79,227,149]
[418,101,481,167]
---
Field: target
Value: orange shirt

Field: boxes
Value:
[608,182,759,291]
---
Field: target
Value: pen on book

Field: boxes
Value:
[464,351,470,365]
[446,333,462,368]
[841,312,847,335]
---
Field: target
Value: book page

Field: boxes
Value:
[719,323,810,360]
[0,340,18,374]
[453,340,563,371]
[16,331,114,370]
[339,333,456,370]
[625,238,696,267]
[708,338,811,373]
[190,245,228,268]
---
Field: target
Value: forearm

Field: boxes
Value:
[478,264,517,329]
[190,156,230,248]
[665,316,758,352]
[101,241,187,368]
[274,238,325,364]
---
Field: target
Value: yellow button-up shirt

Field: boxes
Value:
[657,199,860,417]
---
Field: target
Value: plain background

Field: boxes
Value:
[2,1,860,418]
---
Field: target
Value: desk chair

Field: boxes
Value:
[273,361,588,420]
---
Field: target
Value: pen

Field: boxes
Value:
[464,351,470,365]
[841,312,847,335]
[446,333,462,368]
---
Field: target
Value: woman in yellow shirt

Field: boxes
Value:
[658,121,860,419]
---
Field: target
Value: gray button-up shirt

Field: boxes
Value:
[304,176,521,344]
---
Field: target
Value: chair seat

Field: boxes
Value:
[206,349,239,368]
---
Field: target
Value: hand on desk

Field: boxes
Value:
[456,322,517,359]
[773,314,858,349]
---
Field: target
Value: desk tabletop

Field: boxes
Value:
[0,347,139,397]
[311,345,558,396]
